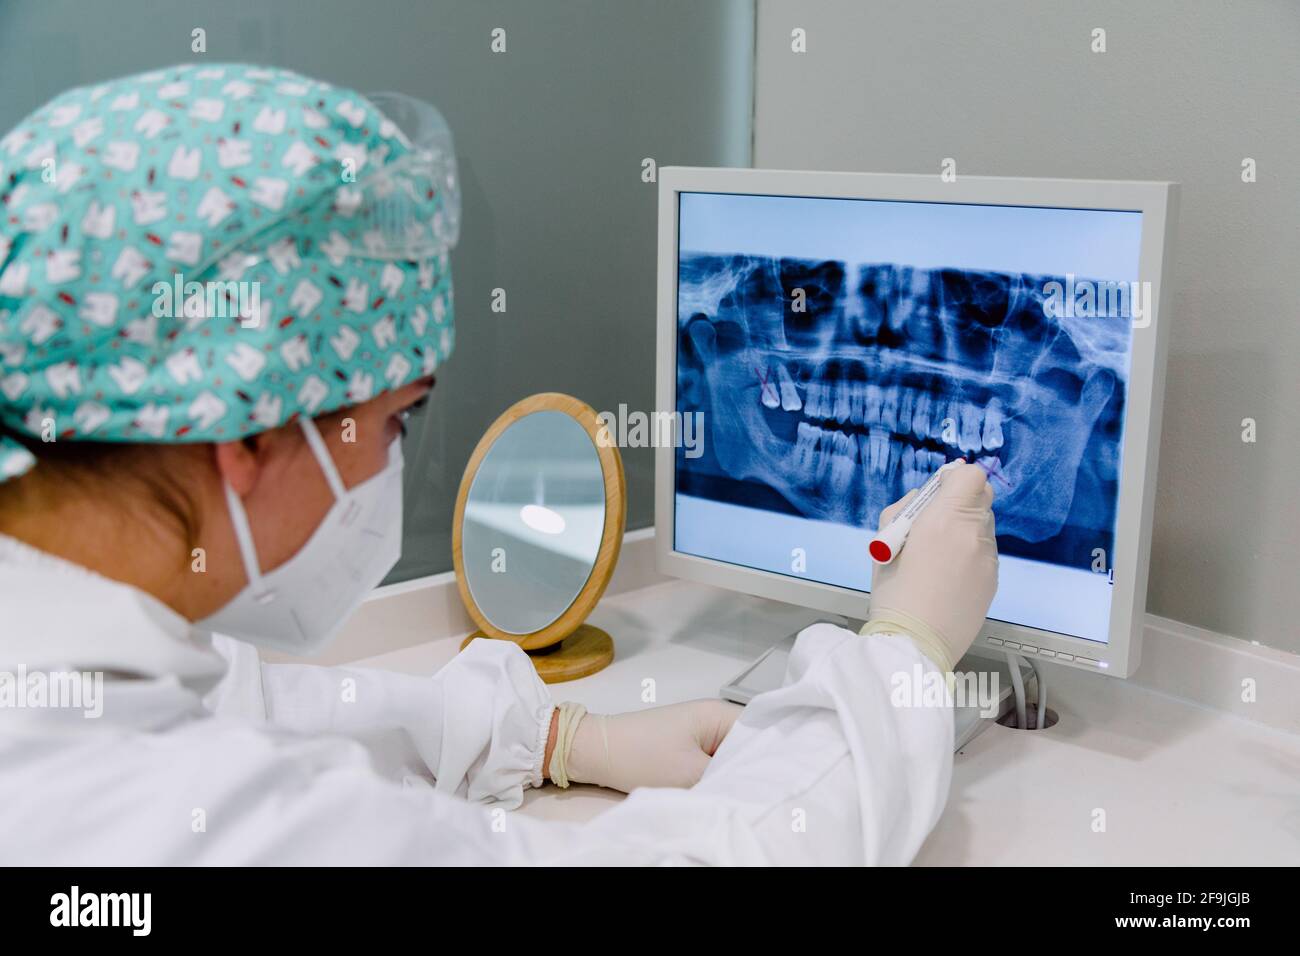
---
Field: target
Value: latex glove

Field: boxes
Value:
[564,699,743,793]
[865,462,999,673]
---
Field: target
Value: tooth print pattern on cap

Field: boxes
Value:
[0,63,455,482]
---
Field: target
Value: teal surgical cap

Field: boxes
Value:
[0,63,457,481]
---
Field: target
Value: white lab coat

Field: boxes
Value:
[0,533,953,865]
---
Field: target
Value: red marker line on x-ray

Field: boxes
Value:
[753,365,779,406]
[975,454,1013,490]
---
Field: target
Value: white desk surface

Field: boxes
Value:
[355,580,1300,866]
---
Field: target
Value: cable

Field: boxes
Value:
[1028,658,1048,730]
[1006,651,1027,729]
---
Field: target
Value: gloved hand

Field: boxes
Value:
[554,699,743,793]
[864,462,999,673]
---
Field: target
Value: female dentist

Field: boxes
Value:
[0,64,998,865]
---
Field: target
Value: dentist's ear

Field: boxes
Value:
[212,426,298,497]
[213,438,259,498]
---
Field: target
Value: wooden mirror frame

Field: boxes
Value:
[451,393,625,680]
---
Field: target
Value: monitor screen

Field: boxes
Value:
[673,191,1144,645]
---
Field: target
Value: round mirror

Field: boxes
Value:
[452,393,625,682]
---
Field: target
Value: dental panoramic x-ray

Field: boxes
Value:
[673,192,1144,644]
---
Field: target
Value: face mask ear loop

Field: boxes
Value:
[222,480,270,600]
[299,417,348,500]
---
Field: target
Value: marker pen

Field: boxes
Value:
[869,459,966,565]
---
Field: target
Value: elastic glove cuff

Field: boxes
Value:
[861,608,956,677]
[546,701,588,789]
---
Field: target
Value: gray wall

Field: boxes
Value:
[0,0,755,582]
[754,0,1300,653]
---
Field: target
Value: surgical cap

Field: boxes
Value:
[0,63,456,481]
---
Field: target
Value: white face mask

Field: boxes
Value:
[199,418,404,655]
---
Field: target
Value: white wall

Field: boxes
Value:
[754,0,1300,654]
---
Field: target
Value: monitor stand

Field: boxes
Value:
[720,626,1016,752]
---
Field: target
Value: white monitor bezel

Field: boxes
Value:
[654,166,1178,679]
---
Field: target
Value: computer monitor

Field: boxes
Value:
[654,168,1177,678]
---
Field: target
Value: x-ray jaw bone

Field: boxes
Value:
[677,255,1131,561]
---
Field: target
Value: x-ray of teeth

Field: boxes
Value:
[676,254,1133,572]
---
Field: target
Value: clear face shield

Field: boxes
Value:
[334,91,461,259]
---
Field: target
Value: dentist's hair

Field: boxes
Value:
[0,423,203,553]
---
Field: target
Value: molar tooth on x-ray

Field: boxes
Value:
[775,363,802,412]
[676,254,1132,570]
